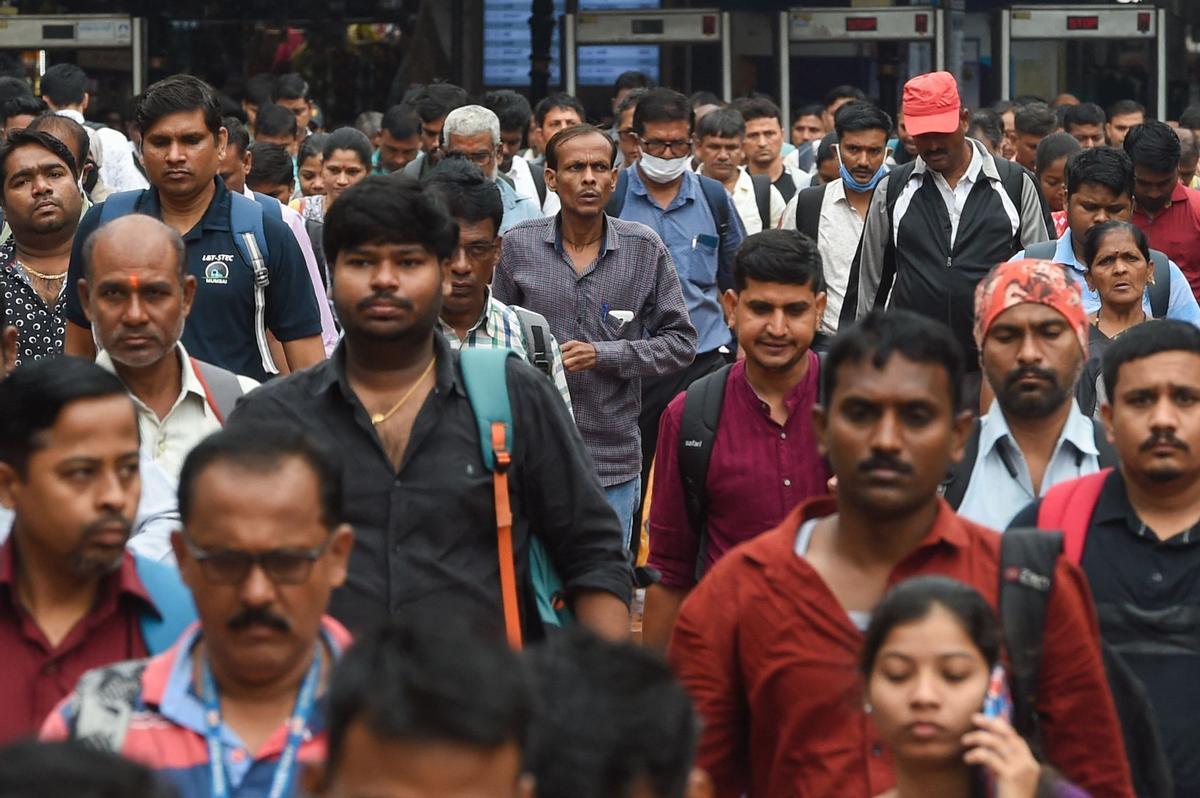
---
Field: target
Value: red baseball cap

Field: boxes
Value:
[902,71,962,136]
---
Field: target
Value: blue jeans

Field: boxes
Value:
[604,477,641,550]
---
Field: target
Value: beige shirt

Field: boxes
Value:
[97,343,259,481]
[728,167,786,234]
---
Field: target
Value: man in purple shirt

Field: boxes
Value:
[642,229,830,650]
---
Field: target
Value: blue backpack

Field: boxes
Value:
[459,348,571,648]
[133,555,197,654]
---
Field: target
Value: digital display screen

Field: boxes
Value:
[41,24,75,40]
[1066,15,1100,31]
[631,19,664,35]
[845,17,878,32]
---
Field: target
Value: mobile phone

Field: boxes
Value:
[982,664,1012,721]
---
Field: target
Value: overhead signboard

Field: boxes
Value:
[788,7,938,42]
[0,15,132,47]
[575,9,720,44]
[1008,6,1155,39]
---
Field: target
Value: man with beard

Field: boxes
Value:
[942,258,1116,529]
[641,230,829,651]
[1010,321,1200,798]
[0,357,194,743]
[227,177,632,641]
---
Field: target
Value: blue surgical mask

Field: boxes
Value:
[839,161,889,192]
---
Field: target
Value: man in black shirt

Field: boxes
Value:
[229,176,632,640]
[1011,320,1200,797]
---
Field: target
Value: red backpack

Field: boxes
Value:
[1034,468,1112,564]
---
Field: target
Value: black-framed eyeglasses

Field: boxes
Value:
[638,137,692,157]
[461,241,498,262]
[184,537,332,585]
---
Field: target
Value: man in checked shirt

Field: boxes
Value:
[495,124,697,548]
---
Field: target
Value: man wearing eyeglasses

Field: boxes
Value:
[442,105,542,235]
[43,420,355,798]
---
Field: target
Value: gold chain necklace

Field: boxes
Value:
[18,261,66,281]
[370,356,437,425]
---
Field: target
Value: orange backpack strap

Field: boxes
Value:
[1035,468,1113,565]
[490,420,522,650]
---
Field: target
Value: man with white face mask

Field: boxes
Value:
[783,101,892,345]
[78,215,258,482]
[604,88,745,514]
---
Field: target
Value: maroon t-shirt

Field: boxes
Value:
[1132,182,1200,300]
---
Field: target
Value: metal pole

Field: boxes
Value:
[720,12,732,102]
[999,9,1011,101]
[934,10,945,72]
[778,11,790,133]
[563,13,577,96]
[1156,8,1167,120]
[132,17,144,96]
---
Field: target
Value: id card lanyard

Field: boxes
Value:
[200,645,321,798]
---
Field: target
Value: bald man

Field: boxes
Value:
[78,215,258,481]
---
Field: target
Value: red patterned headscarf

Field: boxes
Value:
[974,259,1088,356]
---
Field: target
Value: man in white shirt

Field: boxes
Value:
[694,107,784,234]
[40,63,148,193]
[735,97,809,204]
[78,215,258,482]
[484,90,541,205]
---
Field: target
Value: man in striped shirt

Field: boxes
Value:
[425,158,573,413]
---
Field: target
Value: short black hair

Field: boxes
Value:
[1107,99,1145,120]
[525,630,698,798]
[255,103,298,139]
[967,109,1003,150]
[735,96,781,126]
[1123,119,1181,173]
[324,175,458,264]
[272,72,310,102]
[824,85,866,109]
[614,87,648,118]
[1102,319,1200,399]
[1180,131,1199,163]
[40,63,87,107]
[324,617,530,781]
[1013,94,1047,107]
[1063,102,1105,131]
[247,142,295,191]
[178,419,343,528]
[1065,145,1133,198]
[223,115,250,155]
[1082,219,1148,271]
[0,356,131,476]
[1014,102,1057,137]
[1179,105,1200,131]
[0,740,176,798]
[381,103,421,140]
[0,76,31,109]
[4,95,46,125]
[689,90,721,108]
[136,74,222,137]
[534,92,586,128]
[0,127,78,185]
[298,131,329,166]
[734,229,825,294]
[242,73,274,107]
[826,310,965,411]
[355,110,382,139]
[834,101,892,139]
[424,157,503,235]
[632,88,692,136]
[1035,131,1082,175]
[24,114,86,173]
[613,70,654,95]
[792,103,824,124]
[216,92,245,124]
[484,90,533,133]
[990,99,1015,115]
[402,82,470,125]
[695,107,744,141]
[544,124,616,171]
[815,131,838,165]
[322,126,372,168]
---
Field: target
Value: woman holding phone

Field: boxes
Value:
[862,576,1089,798]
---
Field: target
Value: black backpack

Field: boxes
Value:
[530,166,548,206]
[1021,239,1171,319]
[749,173,772,230]
[999,529,1174,798]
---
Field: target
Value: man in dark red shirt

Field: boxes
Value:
[1125,120,1200,299]
[669,310,1134,798]
[643,230,829,650]
[0,356,191,742]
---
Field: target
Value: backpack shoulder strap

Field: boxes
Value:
[1021,239,1059,261]
[941,418,983,510]
[530,166,547,205]
[511,306,553,377]
[190,358,246,425]
[698,173,735,291]
[1090,419,1118,469]
[228,190,276,375]
[678,364,734,581]
[251,191,285,222]
[69,659,149,751]
[229,189,271,263]
[884,161,918,217]
[97,190,146,225]
[999,526,1064,760]
[750,173,772,230]
[1148,249,1170,318]
[134,555,197,655]
[795,184,825,243]
[1035,468,1112,565]
[605,168,630,217]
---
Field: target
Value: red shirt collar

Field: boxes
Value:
[0,537,154,608]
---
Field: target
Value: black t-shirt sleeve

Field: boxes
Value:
[64,203,106,327]
[261,213,322,341]
[1007,499,1043,530]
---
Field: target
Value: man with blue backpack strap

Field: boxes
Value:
[61,74,326,382]
[0,357,195,744]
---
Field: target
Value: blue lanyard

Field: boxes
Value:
[200,644,321,798]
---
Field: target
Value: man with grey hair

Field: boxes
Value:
[441,104,542,233]
[78,215,258,482]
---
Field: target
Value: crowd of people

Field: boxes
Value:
[0,56,1199,798]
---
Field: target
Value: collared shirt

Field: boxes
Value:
[41,618,350,798]
[817,180,866,334]
[1131,181,1200,300]
[1011,230,1200,324]
[708,166,785,235]
[957,400,1101,529]
[497,176,543,234]
[670,496,1134,798]
[226,333,632,636]
[56,109,149,193]
[494,215,697,485]
[438,289,572,413]
[613,166,744,355]
[96,343,259,481]
[241,186,339,355]
[1011,470,1200,796]
[0,238,66,365]
[506,155,540,205]
[928,139,985,246]
[0,545,152,743]
[65,178,324,382]
[647,355,828,589]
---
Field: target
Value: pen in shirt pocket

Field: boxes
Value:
[601,302,610,320]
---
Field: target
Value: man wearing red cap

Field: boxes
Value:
[849,71,1052,409]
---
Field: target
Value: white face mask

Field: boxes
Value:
[639,152,691,184]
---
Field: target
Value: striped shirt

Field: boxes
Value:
[42,618,351,798]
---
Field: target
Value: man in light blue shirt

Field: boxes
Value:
[1012,146,1200,325]
[440,104,542,234]
[943,258,1116,529]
